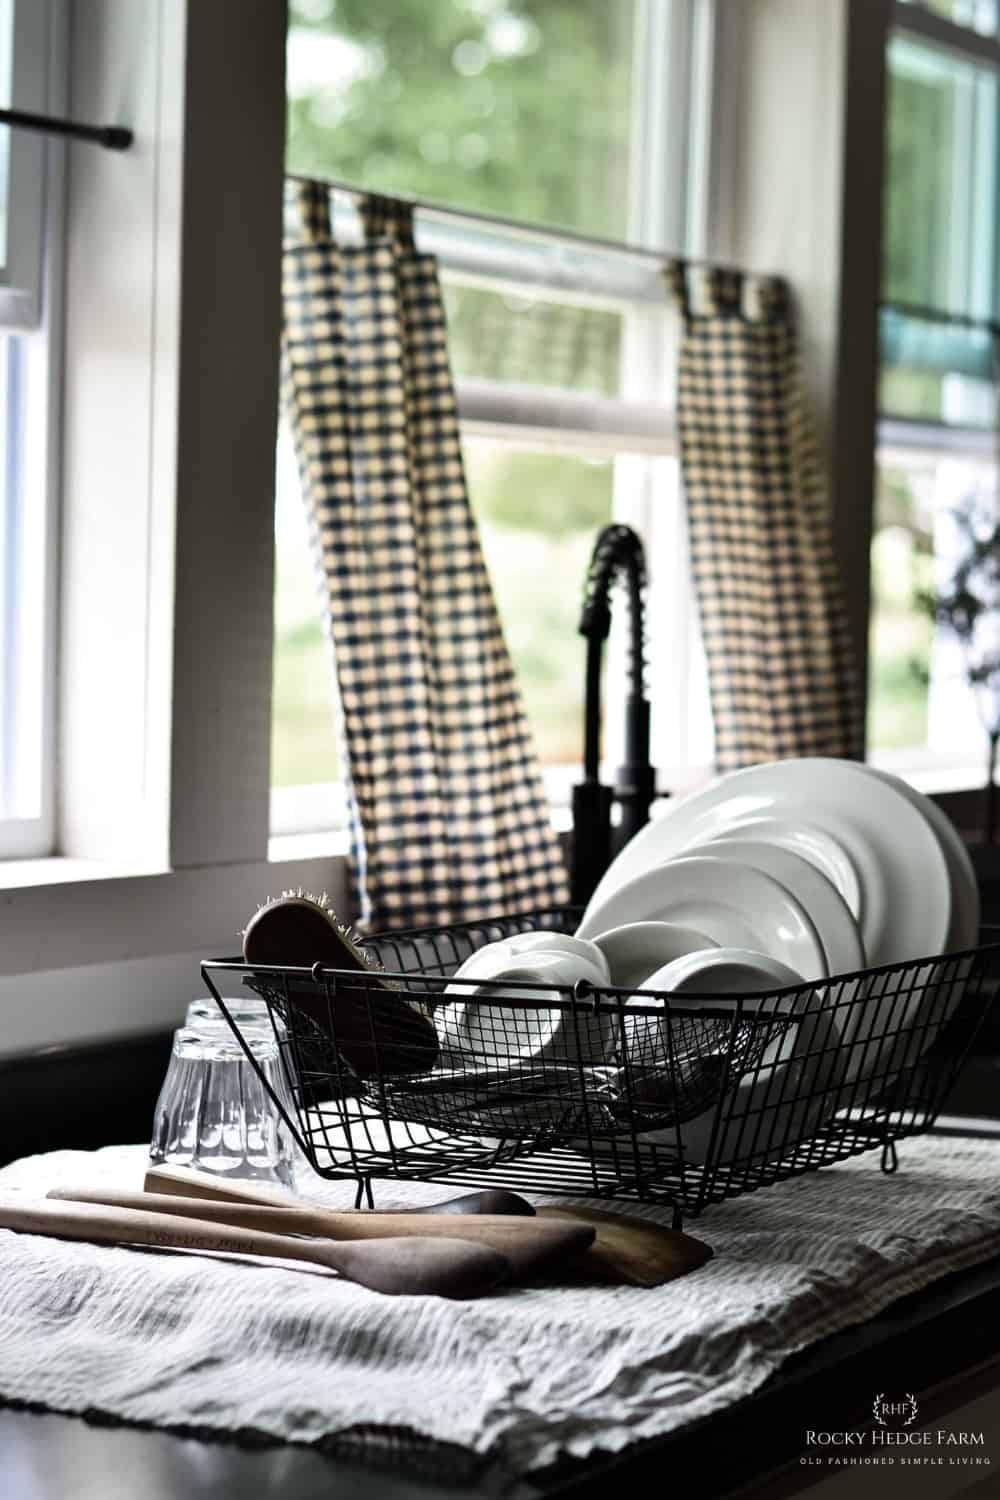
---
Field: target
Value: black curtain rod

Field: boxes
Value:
[286,169,754,279]
[0,107,132,151]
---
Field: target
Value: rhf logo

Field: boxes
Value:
[873,1393,918,1428]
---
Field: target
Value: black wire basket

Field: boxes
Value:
[201,909,999,1227]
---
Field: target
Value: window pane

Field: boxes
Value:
[286,0,638,240]
[0,0,12,269]
[884,36,998,315]
[869,449,994,763]
[465,441,613,764]
[270,428,339,791]
[879,360,995,427]
[443,281,622,398]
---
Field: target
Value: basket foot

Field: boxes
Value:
[881,1140,899,1175]
[354,1175,375,1209]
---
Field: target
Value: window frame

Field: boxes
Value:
[0,0,64,860]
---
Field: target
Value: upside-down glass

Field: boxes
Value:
[149,998,299,1187]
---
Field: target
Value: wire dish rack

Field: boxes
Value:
[201,909,999,1227]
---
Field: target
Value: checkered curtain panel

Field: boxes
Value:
[666,262,863,772]
[282,182,569,930]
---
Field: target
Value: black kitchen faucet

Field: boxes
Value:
[570,523,657,905]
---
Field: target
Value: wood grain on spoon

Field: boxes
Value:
[538,1205,712,1287]
[49,1187,593,1281]
[144,1164,536,1218]
[0,1197,506,1299]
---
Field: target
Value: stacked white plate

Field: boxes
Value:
[572,757,978,1162]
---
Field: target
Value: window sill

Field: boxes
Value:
[0,854,169,892]
[268,829,350,864]
[0,846,351,979]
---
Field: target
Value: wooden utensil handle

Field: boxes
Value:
[48,1187,594,1259]
[0,1196,328,1270]
[145,1165,301,1209]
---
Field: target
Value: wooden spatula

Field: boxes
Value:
[145,1164,536,1217]
[49,1187,594,1282]
[0,1196,508,1299]
[538,1205,712,1287]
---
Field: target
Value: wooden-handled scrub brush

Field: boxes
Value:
[242,891,439,1078]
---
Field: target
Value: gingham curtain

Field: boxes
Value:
[282,182,569,931]
[666,262,863,772]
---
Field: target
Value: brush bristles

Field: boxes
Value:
[239,889,386,974]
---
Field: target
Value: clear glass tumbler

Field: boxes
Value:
[149,999,299,1188]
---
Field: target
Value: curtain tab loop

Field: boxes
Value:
[360,193,416,249]
[296,179,332,244]
[664,258,690,319]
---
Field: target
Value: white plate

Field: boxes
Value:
[590,921,718,991]
[581,758,951,972]
[693,817,862,921]
[576,855,828,981]
[860,769,979,1076]
[695,837,865,977]
[866,768,978,951]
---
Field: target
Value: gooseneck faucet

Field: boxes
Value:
[571,524,656,905]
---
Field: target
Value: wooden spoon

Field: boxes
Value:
[538,1205,712,1287]
[145,1164,536,1218]
[50,1188,593,1281]
[0,1197,506,1299]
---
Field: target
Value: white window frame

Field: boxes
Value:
[0,0,64,860]
[271,0,717,839]
[875,0,1000,791]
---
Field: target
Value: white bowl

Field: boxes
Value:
[618,946,806,1074]
[450,931,610,983]
[438,946,611,1065]
[590,921,718,991]
[634,948,843,1164]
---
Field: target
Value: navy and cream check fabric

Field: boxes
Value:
[666,262,863,772]
[282,181,568,930]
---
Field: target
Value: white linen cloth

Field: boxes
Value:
[0,1138,999,1471]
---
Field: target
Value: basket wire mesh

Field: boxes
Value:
[201,908,998,1226]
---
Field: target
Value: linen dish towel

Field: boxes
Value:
[0,1138,999,1472]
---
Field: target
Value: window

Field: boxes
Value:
[272,0,713,835]
[872,1,1000,786]
[0,0,61,859]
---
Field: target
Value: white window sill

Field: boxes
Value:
[0,854,170,892]
[268,829,351,864]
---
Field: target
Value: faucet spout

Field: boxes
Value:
[571,524,655,905]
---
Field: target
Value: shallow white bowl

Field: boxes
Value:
[438,946,611,1065]
[590,921,718,992]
